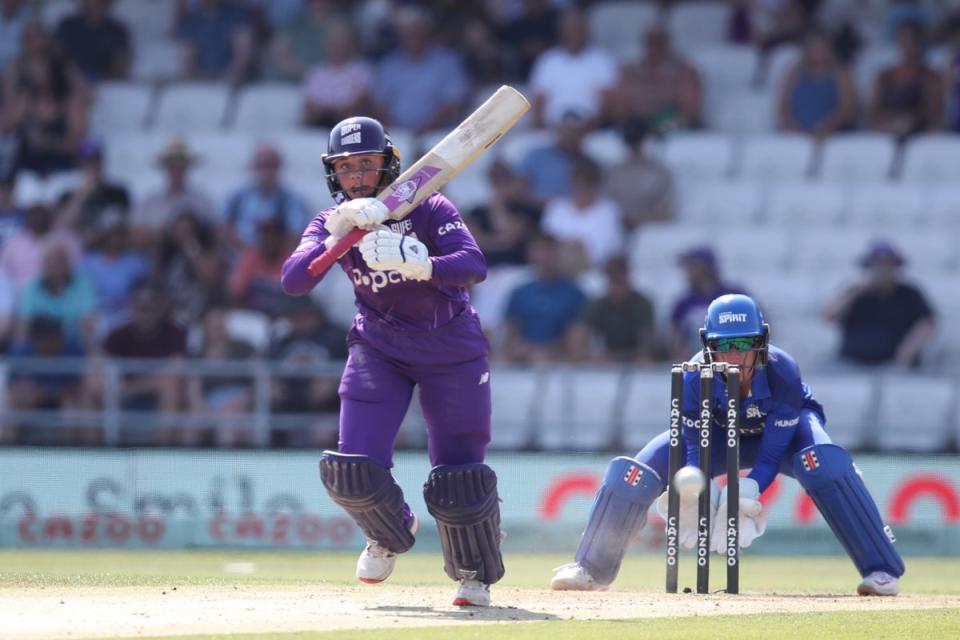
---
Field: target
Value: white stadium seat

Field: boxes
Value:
[232,84,303,131]
[762,44,802,93]
[583,129,630,168]
[770,316,841,372]
[738,134,816,182]
[804,374,875,450]
[899,133,960,183]
[588,1,661,62]
[629,223,711,274]
[853,46,898,109]
[224,309,271,353]
[845,182,925,228]
[187,131,260,178]
[817,133,897,182]
[102,131,171,185]
[620,371,672,453]
[763,182,848,227]
[790,228,873,273]
[676,180,763,227]
[152,83,233,132]
[538,369,625,450]
[90,82,154,135]
[273,130,330,177]
[488,367,541,450]
[710,89,777,136]
[890,230,958,273]
[131,39,184,82]
[873,377,956,452]
[713,227,792,274]
[668,1,731,51]
[925,185,960,229]
[662,132,734,181]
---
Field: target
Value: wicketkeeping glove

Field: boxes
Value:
[710,477,766,554]
[324,197,389,237]
[655,478,720,549]
[359,228,433,281]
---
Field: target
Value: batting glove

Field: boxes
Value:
[324,197,389,237]
[359,228,433,281]
[710,477,766,554]
[655,479,720,550]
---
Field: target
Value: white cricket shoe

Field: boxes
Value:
[356,513,419,584]
[550,562,610,591]
[453,579,491,606]
[857,571,900,596]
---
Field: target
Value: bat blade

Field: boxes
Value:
[307,86,529,276]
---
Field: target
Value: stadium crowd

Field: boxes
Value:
[0,0,954,448]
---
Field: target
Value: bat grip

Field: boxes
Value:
[307,227,367,277]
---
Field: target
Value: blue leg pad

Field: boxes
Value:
[423,463,505,584]
[793,444,905,577]
[319,451,415,554]
[575,457,662,586]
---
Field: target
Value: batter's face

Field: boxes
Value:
[333,153,386,199]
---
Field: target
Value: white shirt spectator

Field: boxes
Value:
[541,195,622,266]
[530,45,618,126]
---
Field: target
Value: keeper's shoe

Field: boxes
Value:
[550,562,610,591]
[356,513,419,584]
[857,571,900,596]
[453,579,491,606]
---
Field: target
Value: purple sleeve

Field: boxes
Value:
[426,196,487,288]
[280,213,332,296]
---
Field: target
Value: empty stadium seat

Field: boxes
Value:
[688,45,760,126]
[890,230,958,272]
[899,133,960,183]
[629,223,712,274]
[90,82,154,135]
[770,316,841,371]
[620,371,673,453]
[583,129,630,168]
[101,131,170,184]
[488,367,541,450]
[790,228,877,273]
[925,186,960,229]
[285,173,335,213]
[845,182,925,228]
[873,376,956,452]
[748,272,819,322]
[852,45,898,108]
[273,130,330,177]
[804,374,876,450]
[662,132,734,181]
[713,227,792,273]
[738,134,815,182]
[676,180,763,227]
[816,133,897,182]
[187,131,260,178]
[224,309,271,353]
[760,44,801,92]
[538,368,625,450]
[152,83,233,132]
[131,39,183,82]
[668,1,731,51]
[763,182,848,227]
[114,0,175,43]
[710,89,777,135]
[232,84,303,131]
[588,1,661,61]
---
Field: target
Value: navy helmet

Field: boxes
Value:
[322,116,402,203]
[700,294,770,365]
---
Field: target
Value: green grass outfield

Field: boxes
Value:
[1,550,959,639]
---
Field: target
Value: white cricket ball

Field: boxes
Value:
[673,466,706,499]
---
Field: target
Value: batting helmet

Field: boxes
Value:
[700,294,770,365]
[322,116,402,204]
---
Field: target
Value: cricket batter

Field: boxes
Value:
[281,116,504,607]
[551,294,904,596]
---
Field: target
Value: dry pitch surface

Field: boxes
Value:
[4,584,960,639]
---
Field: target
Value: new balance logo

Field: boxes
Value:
[479,372,489,385]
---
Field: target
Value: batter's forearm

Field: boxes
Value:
[430,249,487,288]
[281,240,328,295]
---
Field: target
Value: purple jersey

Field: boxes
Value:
[281,193,486,331]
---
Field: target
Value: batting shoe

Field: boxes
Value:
[550,563,610,591]
[453,579,491,607]
[857,571,900,596]
[356,514,419,584]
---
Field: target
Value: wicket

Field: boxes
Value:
[665,361,741,595]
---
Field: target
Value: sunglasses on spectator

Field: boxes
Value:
[710,336,763,352]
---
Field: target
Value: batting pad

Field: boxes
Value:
[575,457,662,586]
[319,451,416,554]
[423,463,505,584]
[793,444,905,577]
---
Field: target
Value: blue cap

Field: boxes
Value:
[860,240,905,267]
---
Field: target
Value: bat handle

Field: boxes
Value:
[307,227,367,277]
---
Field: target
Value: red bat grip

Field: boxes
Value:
[307,227,367,277]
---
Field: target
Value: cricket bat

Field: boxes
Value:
[307,85,530,277]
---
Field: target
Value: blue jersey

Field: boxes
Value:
[681,345,825,491]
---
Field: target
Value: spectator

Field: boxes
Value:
[99,284,188,445]
[228,217,295,313]
[667,246,746,362]
[372,7,469,134]
[459,15,510,88]
[464,159,541,267]
[497,0,558,81]
[269,295,346,447]
[0,267,14,350]
[0,202,82,291]
[15,243,97,349]
[611,24,702,134]
[528,6,617,129]
[869,21,943,140]
[301,20,373,129]
[130,137,215,248]
[0,172,25,249]
[268,0,337,81]
[81,209,148,337]
[6,315,88,445]
[823,240,936,368]
[541,155,622,270]
[776,27,857,139]
[220,143,309,252]
[54,0,131,81]
[156,209,229,327]
[604,119,673,230]
[187,306,257,448]
[570,254,656,364]
[502,233,586,363]
[58,138,130,246]
[2,19,89,176]
[0,0,32,75]
[176,0,254,84]
[516,109,589,206]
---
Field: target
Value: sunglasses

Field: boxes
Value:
[710,336,762,352]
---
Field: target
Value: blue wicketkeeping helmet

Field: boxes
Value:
[322,116,402,203]
[700,294,770,365]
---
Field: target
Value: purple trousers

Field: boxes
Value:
[337,309,492,468]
